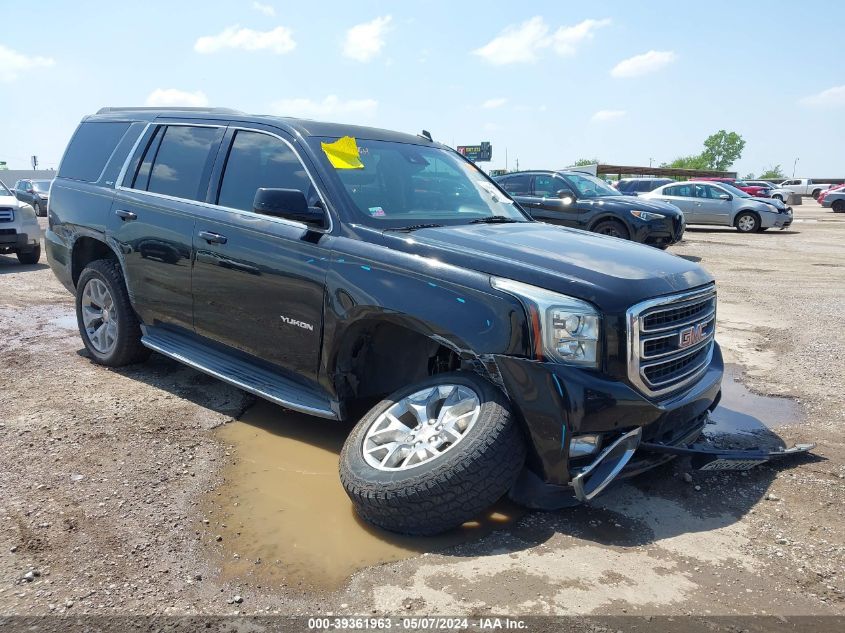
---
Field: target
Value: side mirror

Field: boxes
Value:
[719,193,732,201]
[252,188,327,229]
[556,189,575,205]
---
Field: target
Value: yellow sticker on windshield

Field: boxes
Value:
[321,136,365,169]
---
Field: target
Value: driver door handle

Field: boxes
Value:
[114,209,137,221]
[198,230,228,245]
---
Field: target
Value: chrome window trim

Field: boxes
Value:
[114,122,334,234]
[626,285,717,398]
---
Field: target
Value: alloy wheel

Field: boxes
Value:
[81,278,118,354]
[362,384,481,471]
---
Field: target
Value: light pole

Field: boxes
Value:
[792,157,799,178]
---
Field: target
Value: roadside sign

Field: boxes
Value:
[457,142,492,162]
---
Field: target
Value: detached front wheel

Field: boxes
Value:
[340,372,526,535]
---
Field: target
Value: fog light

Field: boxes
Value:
[569,434,602,458]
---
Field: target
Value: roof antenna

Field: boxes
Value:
[419,130,433,142]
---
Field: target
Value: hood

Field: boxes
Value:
[577,195,684,217]
[381,222,712,314]
[0,194,21,207]
[752,196,786,211]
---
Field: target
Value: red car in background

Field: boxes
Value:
[817,184,845,205]
[698,177,770,197]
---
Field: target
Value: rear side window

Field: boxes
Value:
[498,174,531,195]
[141,125,224,201]
[664,184,693,197]
[59,121,131,182]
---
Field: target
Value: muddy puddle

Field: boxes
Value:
[204,400,523,591]
[705,364,802,449]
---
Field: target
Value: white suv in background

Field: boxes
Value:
[0,180,41,264]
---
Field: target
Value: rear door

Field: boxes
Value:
[190,125,331,380]
[110,121,226,330]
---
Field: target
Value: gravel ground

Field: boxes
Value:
[0,201,842,619]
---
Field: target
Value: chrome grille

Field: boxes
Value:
[627,285,717,397]
[0,208,14,222]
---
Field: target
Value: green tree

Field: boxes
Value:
[571,158,600,166]
[759,164,785,180]
[661,154,711,170]
[743,172,756,180]
[701,130,746,171]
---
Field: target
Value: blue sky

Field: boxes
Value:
[1,0,843,177]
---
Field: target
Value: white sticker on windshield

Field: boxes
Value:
[477,181,514,204]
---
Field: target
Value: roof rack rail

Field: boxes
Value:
[96,107,243,114]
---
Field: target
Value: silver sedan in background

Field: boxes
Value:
[641,181,792,233]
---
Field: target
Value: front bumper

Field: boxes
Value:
[0,230,29,252]
[632,215,685,247]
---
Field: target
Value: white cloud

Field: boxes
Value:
[591,109,626,122]
[194,25,296,54]
[611,50,677,78]
[473,16,549,65]
[799,85,845,108]
[145,88,209,107]
[553,18,611,56]
[482,97,507,109]
[0,44,55,82]
[343,15,392,62]
[473,16,609,65]
[252,1,275,16]
[271,95,378,121]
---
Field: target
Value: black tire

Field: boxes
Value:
[35,201,46,217]
[833,200,845,213]
[16,244,41,265]
[592,219,630,240]
[340,371,526,535]
[772,194,784,201]
[811,189,821,200]
[75,258,150,367]
[734,211,760,233]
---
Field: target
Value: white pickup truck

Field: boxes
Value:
[778,179,835,199]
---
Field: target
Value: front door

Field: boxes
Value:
[529,173,585,227]
[191,126,331,380]
[693,184,733,225]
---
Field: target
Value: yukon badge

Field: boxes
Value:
[279,315,314,332]
[678,322,706,349]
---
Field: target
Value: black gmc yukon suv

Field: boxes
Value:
[47,108,724,535]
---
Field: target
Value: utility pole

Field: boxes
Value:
[515,158,519,171]
[792,157,799,178]
[649,157,654,168]
[505,147,508,173]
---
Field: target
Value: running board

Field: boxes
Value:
[140,327,339,420]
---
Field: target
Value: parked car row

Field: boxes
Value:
[819,185,845,212]
[0,179,42,264]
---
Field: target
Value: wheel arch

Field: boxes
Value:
[734,208,761,226]
[587,213,633,235]
[327,314,502,409]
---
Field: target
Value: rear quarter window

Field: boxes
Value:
[58,121,131,182]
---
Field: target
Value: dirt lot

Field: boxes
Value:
[0,201,842,619]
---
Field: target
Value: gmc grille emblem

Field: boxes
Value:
[678,323,706,349]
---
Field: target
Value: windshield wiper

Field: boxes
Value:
[469,215,520,224]
[383,223,444,232]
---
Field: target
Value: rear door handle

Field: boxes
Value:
[115,209,137,221]
[198,230,228,245]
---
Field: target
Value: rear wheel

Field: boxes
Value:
[340,371,526,535]
[592,219,630,240]
[833,200,845,213]
[812,189,822,200]
[772,194,784,201]
[16,244,41,265]
[75,259,150,367]
[735,212,760,233]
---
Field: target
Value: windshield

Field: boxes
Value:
[32,180,52,192]
[0,181,10,196]
[309,137,527,227]
[560,172,621,198]
[716,182,751,198]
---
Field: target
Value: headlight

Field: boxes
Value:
[491,278,600,367]
[569,434,602,458]
[630,209,665,221]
